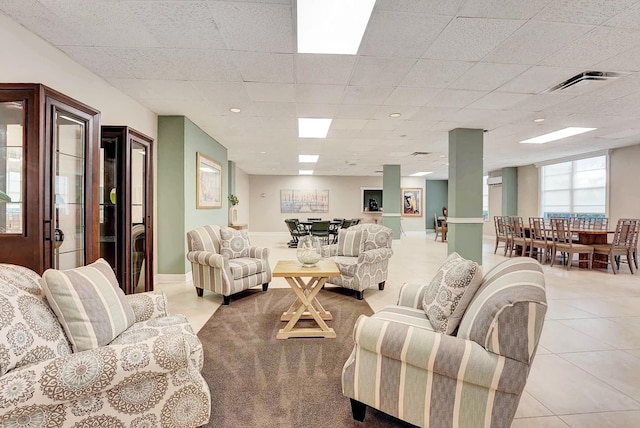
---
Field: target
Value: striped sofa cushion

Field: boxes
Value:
[337,228,364,256]
[457,257,547,364]
[229,258,267,279]
[42,258,136,352]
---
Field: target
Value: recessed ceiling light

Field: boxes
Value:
[520,127,596,144]
[439,154,446,158]
[533,118,545,123]
[389,113,401,118]
[299,154,319,163]
[260,151,266,154]
[298,118,332,138]
[299,170,314,175]
[229,107,241,113]
[410,171,433,177]
[297,0,375,55]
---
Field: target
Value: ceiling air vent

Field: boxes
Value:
[545,71,623,93]
[410,151,431,156]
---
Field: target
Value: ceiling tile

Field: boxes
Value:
[383,87,438,106]
[295,103,337,118]
[400,59,474,88]
[330,119,369,130]
[359,10,450,58]
[466,92,532,110]
[427,89,487,108]
[509,93,576,112]
[169,49,241,81]
[373,105,420,120]
[190,81,251,107]
[604,2,640,29]
[423,17,524,61]
[375,0,465,16]
[106,79,205,101]
[0,0,82,45]
[245,82,295,102]
[362,120,399,131]
[244,101,297,118]
[498,66,584,94]
[59,46,135,79]
[349,57,416,86]
[230,51,294,83]
[533,0,638,25]
[341,86,395,105]
[296,54,357,85]
[208,2,293,53]
[334,104,379,120]
[295,84,345,104]
[484,20,593,65]
[449,63,529,91]
[594,46,640,72]
[409,106,460,122]
[457,0,552,19]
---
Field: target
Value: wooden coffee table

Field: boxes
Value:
[273,260,340,339]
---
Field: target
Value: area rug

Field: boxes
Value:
[197,287,414,427]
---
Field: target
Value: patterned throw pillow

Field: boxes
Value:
[422,252,483,335]
[219,227,250,258]
[42,258,136,352]
[337,229,364,257]
[0,264,71,376]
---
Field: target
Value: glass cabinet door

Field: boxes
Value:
[0,101,24,235]
[131,140,147,292]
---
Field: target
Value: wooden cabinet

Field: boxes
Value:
[0,84,100,274]
[100,126,154,294]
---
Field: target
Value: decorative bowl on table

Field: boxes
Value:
[296,235,322,267]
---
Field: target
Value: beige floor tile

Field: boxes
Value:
[525,354,639,414]
[563,297,640,318]
[539,320,613,353]
[515,391,553,418]
[545,300,600,320]
[511,416,571,428]
[560,350,640,402]
[561,411,640,428]
[560,317,640,349]
[536,345,552,355]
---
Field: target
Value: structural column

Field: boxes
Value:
[228,160,236,195]
[447,129,484,264]
[382,164,401,239]
[501,167,518,216]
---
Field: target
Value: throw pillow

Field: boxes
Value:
[337,228,364,257]
[219,227,250,258]
[42,258,136,352]
[422,252,483,335]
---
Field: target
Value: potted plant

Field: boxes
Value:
[228,194,239,225]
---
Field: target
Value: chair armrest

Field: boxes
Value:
[0,333,193,410]
[321,244,338,257]
[124,291,169,322]
[248,246,269,260]
[187,251,225,268]
[397,282,430,308]
[352,315,527,394]
[358,247,393,263]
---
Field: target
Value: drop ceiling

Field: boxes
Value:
[3,0,640,178]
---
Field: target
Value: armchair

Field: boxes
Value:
[342,257,547,427]
[321,224,393,300]
[186,225,271,305]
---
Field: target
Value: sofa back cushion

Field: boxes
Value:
[337,228,364,257]
[0,264,71,376]
[347,224,392,251]
[457,257,547,365]
[187,225,222,253]
[42,258,136,352]
[422,252,483,335]
[219,227,250,258]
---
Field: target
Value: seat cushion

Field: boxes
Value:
[0,267,71,376]
[337,228,364,257]
[42,258,136,352]
[373,306,434,332]
[422,252,483,335]
[219,227,250,258]
[330,256,358,277]
[229,258,267,280]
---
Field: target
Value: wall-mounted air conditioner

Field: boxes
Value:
[487,176,502,186]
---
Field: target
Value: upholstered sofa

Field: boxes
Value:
[321,223,393,300]
[186,224,272,305]
[342,257,547,427]
[0,263,211,427]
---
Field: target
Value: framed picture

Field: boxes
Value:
[280,189,329,213]
[196,152,222,209]
[402,188,422,217]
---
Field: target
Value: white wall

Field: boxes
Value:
[609,144,640,224]
[483,185,502,236]
[248,175,427,233]
[235,166,250,226]
[518,164,539,219]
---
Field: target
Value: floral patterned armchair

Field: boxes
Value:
[0,264,211,427]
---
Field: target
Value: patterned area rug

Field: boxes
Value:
[197,287,414,427]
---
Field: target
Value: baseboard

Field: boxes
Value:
[155,271,193,284]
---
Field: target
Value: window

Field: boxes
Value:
[482,175,489,220]
[540,155,606,220]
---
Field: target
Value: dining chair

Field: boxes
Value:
[341,219,353,229]
[529,217,551,264]
[307,217,321,221]
[550,218,594,270]
[434,213,447,242]
[592,218,637,274]
[493,216,511,255]
[589,217,608,230]
[509,216,530,257]
[329,219,344,244]
[285,218,305,248]
[310,220,331,244]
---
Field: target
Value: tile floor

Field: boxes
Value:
[158,232,640,427]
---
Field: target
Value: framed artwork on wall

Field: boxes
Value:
[196,152,222,209]
[402,188,422,217]
[280,189,329,213]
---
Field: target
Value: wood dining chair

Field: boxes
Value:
[550,218,594,270]
[493,216,511,255]
[509,216,530,257]
[529,217,551,264]
[434,213,447,242]
[592,218,637,274]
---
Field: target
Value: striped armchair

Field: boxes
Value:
[342,257,547,427]
[186,225,271,305]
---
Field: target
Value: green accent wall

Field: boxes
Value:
[447,128,483,264]
[425,180,448,229]
[382,165,401,238]
[228,161,236,195]
[157,116,228,274]
[502,167,518,216]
